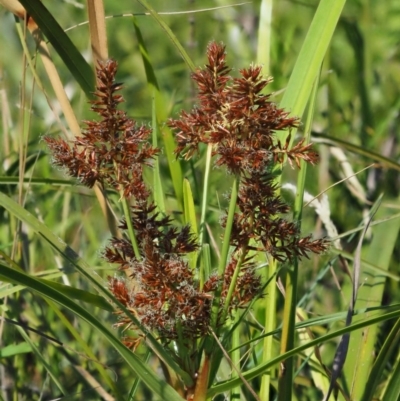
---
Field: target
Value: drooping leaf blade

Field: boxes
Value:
[0,263,185,401]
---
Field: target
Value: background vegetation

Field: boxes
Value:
[0,0,400,400]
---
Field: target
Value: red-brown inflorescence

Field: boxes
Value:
[104,203,217,341]
[45,46,327,353]
[44,59,158,201]
[169,42,328,299]
[169,42,319,174]
[45,59,242,345]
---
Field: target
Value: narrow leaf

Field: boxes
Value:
[18,0,94,97]
[18,327,67,395]
[135,0,196,71]
[0,191,193,387]
[0,342,32,358]
[183,178,198,269]
[132,17,183,209]
[207,308,400,398]
[279,0,346,141]
[0,264,185,401]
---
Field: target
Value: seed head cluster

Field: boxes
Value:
[45,44,327,349]
[44,60,158,201]
[170,42,327,277]
[105,202,217,340]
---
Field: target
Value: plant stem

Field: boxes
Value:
[210,175,239,330]
[199,143,213,288]
[121,197,141,260]
[278,75,318,401]
[218,175,239,276]
[199,143,213,247]
[260,256,277,401]
[222,210,254,324]
[193,354,211,401]
[203,175,240,378]
[278,261,298,400]
[221,238,248,324]
[230,313,241,400]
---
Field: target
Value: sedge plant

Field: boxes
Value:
[43,42,328,400]
[2,2,400,400]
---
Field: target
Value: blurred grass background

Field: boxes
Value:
[0,0,400,400]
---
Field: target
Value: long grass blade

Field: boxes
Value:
[18,0,94,97]
[14,17,81,138]
[17,326,68,395]
[278,73,320,400]
[381,355,400,401]
[256,0,273,72]
[45,298,119,396]
[312,132,400,171]
[360,317,400,401]
[0,191,194,387]
[207,307,400,398]
[0,342,32,358]
[324,199,380,400]
[279,0,346,142]
[132,16,184,210]
[342,199,400,399]
[151,96,166,213]
[135,0,196,71]
[0,263,185,401]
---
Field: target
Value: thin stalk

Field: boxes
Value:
[199,143,213,247]
[222,212,254,325]
[230,313,241,401]
[221,243,246,323]
[121,197,141,260]
[218,175,239,276]
[152,93,166,214]
[278,75,319,401]
[208,175,239,360]
[200,244,211,291]
[111,159,141,260]
[199,144,213,289]
[277,262,298,400]
[128,351,151,400]
[193,353,211,401]
[260,256,277,401]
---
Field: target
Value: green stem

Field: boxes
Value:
[199,143,213,247]
[278,74,319,401]
[260,256,277,401]
[230,313,241,400]
[199,143,213,289]
[112,159,141,260]
[277,262,298,400]
[221,208,254,324]
[193,354,211,401]
[218,175,239,276]
[210,175,239,331]
[121,197,141,260]
[221,244,246,324]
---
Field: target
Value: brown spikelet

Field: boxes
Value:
[44,59,159,201]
